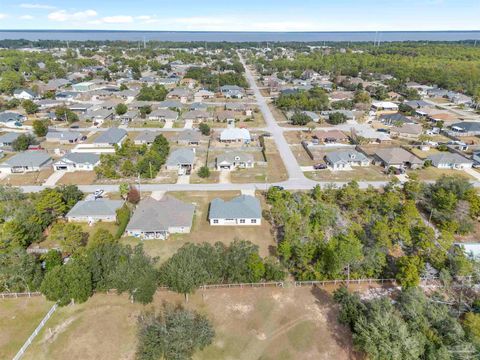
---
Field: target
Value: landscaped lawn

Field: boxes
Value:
[0,297,53,360]
[21,287,357,360]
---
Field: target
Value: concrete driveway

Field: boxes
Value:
[463,167,480,181]
[164,120,173,129]
[184,120,193,129]
[43,171,66,186]
[219,170,231,184]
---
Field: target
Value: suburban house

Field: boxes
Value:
[166,88,191,103]
[371,101,399,113]
[379,113,413,126]
[92,128,127,147]
[209,195,262,226]
[148,109,178,122]
[0,112,26,126]
[66,199,124,223]
[216,110,236,123]
[389,123,423,139]
[119,110,138,122]
[449,122,480,136]
[373,148,423,169]
[219,128,251,143]
[225,103,253,116]
[53,153,100,171]
[0,151,52,173]
[216,151,255,171]
[72,81,96,92]
[313,130,349,143]
[176,129,202,146]
[125,195,195,240]
[324,150,370,170]
[183,110,213,123]
[134,131,158,145]
[220,85,245,99]
[13,88,38,100]
[194,89,215,102]
[427,153,473,170]
[473,150,480,167]
[46,131,80,144]
[0,132,21,148]
[165,148,195,175]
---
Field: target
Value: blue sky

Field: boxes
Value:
[0,1,479,31]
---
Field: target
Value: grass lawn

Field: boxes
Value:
[1,169,53,186]
[121,191,275,264]
[305,166,391,182]
[0,297,53,359]
[409,147,441,160]
[190,170,220,184]
[21,287,356,360]
[409,167,475,181]
[128,121,165,128]
[57,171,97,185]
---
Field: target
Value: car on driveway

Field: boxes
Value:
[313,163,328,170]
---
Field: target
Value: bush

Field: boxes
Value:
[199,123,211,136]
[115,205,131,239]
[290,112,311,126]
[32,119,49,137]
[198,166,210,178]
[327,112,348,125]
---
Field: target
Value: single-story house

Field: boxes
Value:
[389,123,423,139]
[194,89,215,102]
[46,131,80,144]
[165,148,195,175]
[324,150,370,170]
[92,128,127,147]
[216,151,255,171]
[183,110,213,123]
[134,130,158,145]
[0,132,22,148]
[225,103,253,116]
[216,110,236,123]
[166,88,191,103]
[449,122,480,136]
[313,130,349,143]
[53,153,100,171]
[373,148,423,169]
[13,88,38,100]
[0,112,26,125]
[0,151,52,173]
[176,129,202,146]
[119,110,138,122]
[125,195,195,240]
[148,109,178,122]
[371,101,399,113]
[66,199,124,223]
[209,195,261,226]
[379,113,413,126]
[219,128,251,143]
[220,85,245,99]
[427,153,473,170]
[72,81,96,92]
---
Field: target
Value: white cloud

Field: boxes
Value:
[48,9,97,22]
[20,3,56,9]
[19,15,34,20]
[101,16,134,24]
[0,13,8,20]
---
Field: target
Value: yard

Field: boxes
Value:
[0,297,53,359]
[20,287,357,360]
[305,166,391,182]
[57,171,97,185]
[121,191,276,264]
[0,169,53,186]
[409,167,475,181]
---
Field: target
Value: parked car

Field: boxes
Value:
[313,163,328,170]
[70,125,80,129]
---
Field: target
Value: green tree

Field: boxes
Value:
[42,250,62,272]
[49,222,86,254]
[32,119,49,137]
[12,134,37,151]
[396,256,423,288]
[22,99,39,114]
[199,123,211,136]
[198,166,210,178]
[115,103,128,116]
[327,112,348,125]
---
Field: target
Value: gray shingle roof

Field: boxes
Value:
[135,130,157,143]
[126,195,195,232]
[2,151,51,167]
[166,148,195,166]
[66,199,124,218]
[0,132,21,144]
[46,131,79,142]
[216,151,254,164]
[427,153,473,166]
[58,153,100,165]
[177,129,201,143]
[93,128,127,145]
[451,122,480,132]
[209,195,261,220]
[325,150,369,165]
[0,112,25,123]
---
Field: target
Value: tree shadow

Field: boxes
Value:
[310,286,362,360]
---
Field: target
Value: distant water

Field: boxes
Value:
[0,30,480,42]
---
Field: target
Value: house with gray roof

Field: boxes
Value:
[183,110,213,122]
[166,148,195,174]
[449,122,480,136]
[0,132,22,148]
[209,195,262,226]
[66,199,124,223]
[0,112,26,125]
[176,129,203,146]
[13,88,38,100]
[373,148,423,169]
[427,153,473,170]
[219,128,251,143]
[166,88,191,103]
[148,109,178,122]
[46,131,80,144]
[53,153,100,172]
[379,113,413,126]
[324,150,370,171]
[126,195,195,240]
[0,151,52,173]
[134,130,158,145]
[92,128,127,147]
[216,151,255,171]
[220,85,245,99]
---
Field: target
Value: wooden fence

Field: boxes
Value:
[0,292,42,299]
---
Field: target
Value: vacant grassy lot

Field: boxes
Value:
[22,287,357,360]
[1,169,53,186]
[121,191,275,263]
[409,167,474,181]
[57,171,97,185]
[0,297,53,359]
[305,166,391,182]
